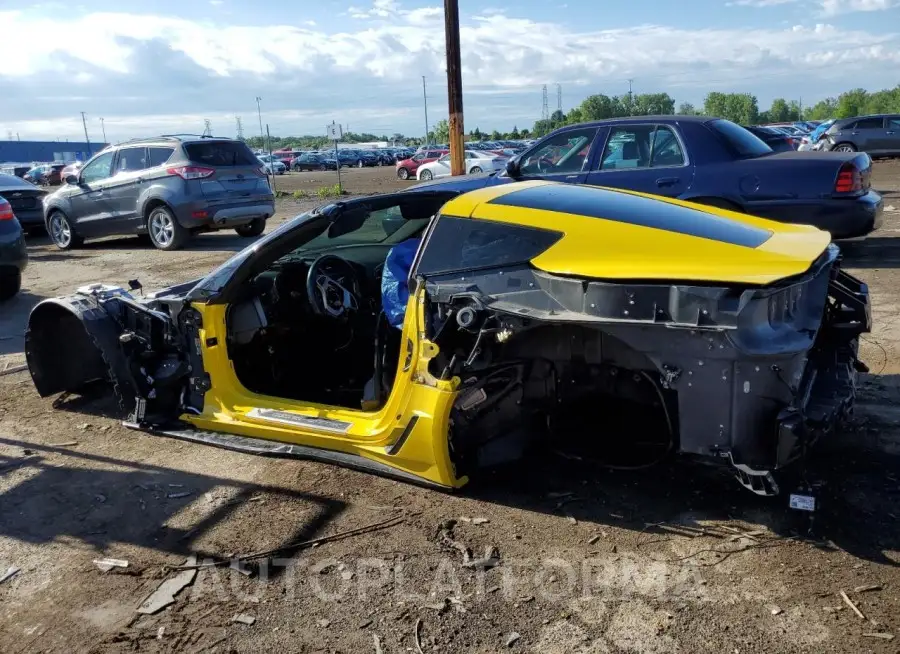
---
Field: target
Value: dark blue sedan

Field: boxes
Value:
[0,196,27,301]
[411,116,883,239]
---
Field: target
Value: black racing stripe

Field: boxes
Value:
[489,185,772,248]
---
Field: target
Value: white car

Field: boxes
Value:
[257,156,286,175]
[416,150,506,181]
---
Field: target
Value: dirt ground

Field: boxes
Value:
[1,164,899,654]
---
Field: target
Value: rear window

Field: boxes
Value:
[708,119,772,158]
[183,140,257,166]
[148,147,174,167]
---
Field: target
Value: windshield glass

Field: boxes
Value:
[708,119,772,158]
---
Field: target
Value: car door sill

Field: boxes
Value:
[123,421,452,490]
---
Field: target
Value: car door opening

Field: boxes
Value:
[224,195,451,410]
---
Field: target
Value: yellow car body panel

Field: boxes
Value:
[183,291,466,489]
[441,180,831,285]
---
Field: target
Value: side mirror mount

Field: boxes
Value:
[505,157,521,179]
[65,174,79,185]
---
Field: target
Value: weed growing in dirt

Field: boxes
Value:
[278,184,346,200]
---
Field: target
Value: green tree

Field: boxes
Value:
[431,119,450,143]
[768,98,790,123]
[703,92,758,124]
[835,88,869,118]
[806,97,837,120]
[579,94,619,120]
[677,102,698,115]
[510,125,520,139]
[630,93,675,115]
[471,126,483,140]
[490,129,502,140]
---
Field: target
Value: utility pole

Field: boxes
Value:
[798,96,803,120]
[255,97,264,149]
[556,83,562,113]
[235,116,244,141]
[99,117,107,144]
[422,76,430,145]
[80,111,92,156]
[627,78,634,95]
[203,119,212,137]
[541,85,549,121]
[444,0,465,175]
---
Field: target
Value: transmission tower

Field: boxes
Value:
[203,119,212,137]
[541,85,549,121]
[556,84,562,113]
[235,116,244,140]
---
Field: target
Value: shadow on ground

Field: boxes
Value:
[0,427,346,574]
[0,291,44,356]
[840,236,900,268]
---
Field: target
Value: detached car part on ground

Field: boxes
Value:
[24,182,871,496]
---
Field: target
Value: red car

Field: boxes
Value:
[395,149,448,180]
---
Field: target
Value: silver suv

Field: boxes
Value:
[821,114,900,157]
[43,135,275,251]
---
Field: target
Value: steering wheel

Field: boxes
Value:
[536,154,555,173]
[306,254,360,319]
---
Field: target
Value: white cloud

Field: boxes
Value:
[728,0,797,7]
[819,0,900,15]
[0,3,898,139]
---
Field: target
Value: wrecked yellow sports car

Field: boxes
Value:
[25,181,871,496]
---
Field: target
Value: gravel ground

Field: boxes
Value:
[0,163,899,654]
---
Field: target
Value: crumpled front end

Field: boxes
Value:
[422,243,870,495]
[25,284,201,425]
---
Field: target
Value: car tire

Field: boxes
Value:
[147,205,189,251]
[470,166,482,174]
[834,143,856,153]
[0,270,21,302]
[397,168,410,180]
[47,211,83,250]
[420,169,433,181]
[235,218,266,238]
[357,160,364,168]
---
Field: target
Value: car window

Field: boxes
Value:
[286,205,429,254]
[412,154,424,161]
[80,151,115,184]
[146,147,174,167]
[115,147,148,173]
[600,125,662,170]
[708,119,772,158]
[854,117,884,130]
[519,128,597,175]
[438,154,450,162]
[650,127,685,167]
[184,140,257,166]
[888,118,900,130]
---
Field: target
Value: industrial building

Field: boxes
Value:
[0,140,108,164]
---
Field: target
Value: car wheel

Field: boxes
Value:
[147,205,189,251]
[235,217,266,238]
[834,143,856,153]
[0,270,21,302]
[420,169,433,181]
[470,166,482,174]
[48,211,83,250]
[397,168,410,180]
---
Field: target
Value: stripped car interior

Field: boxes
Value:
[25,181,871,496]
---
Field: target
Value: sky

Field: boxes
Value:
[1,0,898,143]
